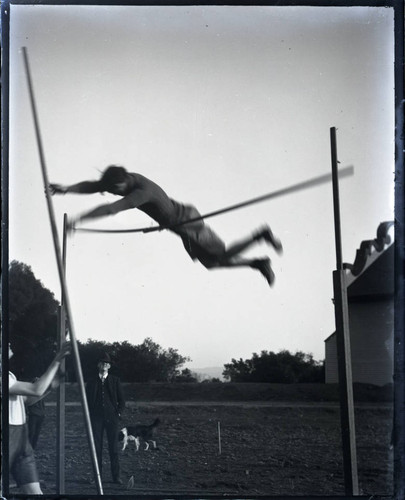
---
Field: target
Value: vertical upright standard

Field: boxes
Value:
[330,127,359,495]
[56,214,68,493]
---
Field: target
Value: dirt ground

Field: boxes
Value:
[9,402,393,498]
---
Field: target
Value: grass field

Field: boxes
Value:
[9,383,394,498]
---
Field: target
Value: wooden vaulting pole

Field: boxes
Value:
[330,127,359,496]
[22,47,103,495]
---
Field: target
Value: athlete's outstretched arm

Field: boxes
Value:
[10,344,70,398]
[70,191,149,228]
[49,180,102,195]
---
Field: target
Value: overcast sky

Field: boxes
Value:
[8,5,395,370]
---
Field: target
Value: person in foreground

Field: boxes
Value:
[50,166,283,286]
[85,352,126,485]
[8,343,70,494]
[26,378,47,449]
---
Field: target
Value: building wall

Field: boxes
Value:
[349,299,394,386]
[325,298,394,386]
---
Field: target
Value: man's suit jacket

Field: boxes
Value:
[86,374,126,419]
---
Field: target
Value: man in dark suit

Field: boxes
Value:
[85,352,125,484]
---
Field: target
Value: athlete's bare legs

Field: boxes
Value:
[222,225,282,259]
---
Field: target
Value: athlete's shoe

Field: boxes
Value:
[251,258,275,287]
[256,225,283,254]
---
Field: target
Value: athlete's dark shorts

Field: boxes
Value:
[9,424,39,486]
[173,205,226,267]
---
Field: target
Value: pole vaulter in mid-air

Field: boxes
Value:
[50,167,284,287]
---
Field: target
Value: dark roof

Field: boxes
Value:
[347,243,394,300]
[324,331,336,343]
[343,221,394,299]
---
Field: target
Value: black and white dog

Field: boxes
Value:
[119,418,160,451]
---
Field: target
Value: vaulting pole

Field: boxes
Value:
[330,127,359,496]
[22,47,103,495]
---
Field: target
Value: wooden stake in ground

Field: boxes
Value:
[218,421,222,455]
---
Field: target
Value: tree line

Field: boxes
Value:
[74,337,191,382]
[223,350,324,383]
[7,260,324,383]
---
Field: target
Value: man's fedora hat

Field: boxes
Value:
[98,352,112,364]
